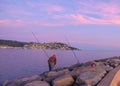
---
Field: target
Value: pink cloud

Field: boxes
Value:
[8,8,33,17]
[0,19,67,28]
[52,0,119,25]
[81,1,120,24]
[26,1,64,13]
[30,20,66,27]
[0,20,10,25]
[46,5,63,12]
[0,3,33,17]
[53,1,120,25]
[0,19,27,28]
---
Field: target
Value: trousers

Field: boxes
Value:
[48,62,55,71]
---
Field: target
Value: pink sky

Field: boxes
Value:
[0,0,120,50]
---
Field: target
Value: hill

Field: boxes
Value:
[0,39,79,50]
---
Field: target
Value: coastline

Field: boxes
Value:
[2,56,120,86]
[0,41,80,50]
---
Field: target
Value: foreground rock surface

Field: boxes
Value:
[74,68,106,86]
[2,56,120,86]
[53,75,74,86]
[24,81,50,86]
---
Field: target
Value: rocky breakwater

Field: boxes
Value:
[2,56,120,86]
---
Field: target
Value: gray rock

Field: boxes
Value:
[46,69,69,77]
[106,59,120,67]
[103,65,113,72]
[44,69,70,82]
[16,75,41,83]
[74,67,106,86]
[24,81,50,86]
[3,75,42,86]
[53,75,74,86]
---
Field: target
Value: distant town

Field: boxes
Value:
[0,39,79,50]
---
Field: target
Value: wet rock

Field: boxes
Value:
[74,67,106,86]
[24,81,50,86]
[53,75,74,86]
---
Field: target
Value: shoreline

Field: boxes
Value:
[0,39,80,50]
[1,56,120,86]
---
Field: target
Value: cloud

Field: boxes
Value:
[0,3,33,18]
[52,0,120,25]
[76,0,120,24]
[46,5,63,12]
[0,19,27,28]
[25,1,64,13]
[1,0,120,26]
[0,19,67,28]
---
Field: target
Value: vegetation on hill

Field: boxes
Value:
[0,39,26,47]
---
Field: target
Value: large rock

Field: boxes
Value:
[106,58,120,67]
[24,81,50,86]
[3,75,42,86]
[97,65,120,86]
[74,67,106,86]
[99,65,113,72]
[70,66,105,79]
[45,69,70,82]
[46,69,69,77]
[110,70,120,86]
[53,75,74,86]
[16,75,41,83]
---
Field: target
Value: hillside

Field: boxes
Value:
[0,39,79,50]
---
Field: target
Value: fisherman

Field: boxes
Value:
[48,54,57,71]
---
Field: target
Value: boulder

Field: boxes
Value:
[45,69,70,82]
[110,69,120,86]
[74,67,106,86]
[101,65,113,72]
[3,75,42,86]
[53,75,74,86]
[46,69,69,77]
[106,59,120,67]
[24,81,50,86]
[16,75,41,83]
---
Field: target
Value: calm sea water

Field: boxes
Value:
[0,49,120,84]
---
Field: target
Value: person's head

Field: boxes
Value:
[53,54,56,57]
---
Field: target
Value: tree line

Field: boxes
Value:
[0,39,26,47]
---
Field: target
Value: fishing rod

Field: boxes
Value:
[32,32,58,71]
[65,37,80,63]
[32,32,49,58]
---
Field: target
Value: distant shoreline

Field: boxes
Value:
[0,39,80,50]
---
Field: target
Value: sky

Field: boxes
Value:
[0,0,120,50]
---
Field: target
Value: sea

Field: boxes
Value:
[0,48,120,84]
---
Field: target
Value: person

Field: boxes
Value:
[48,54,57,71]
